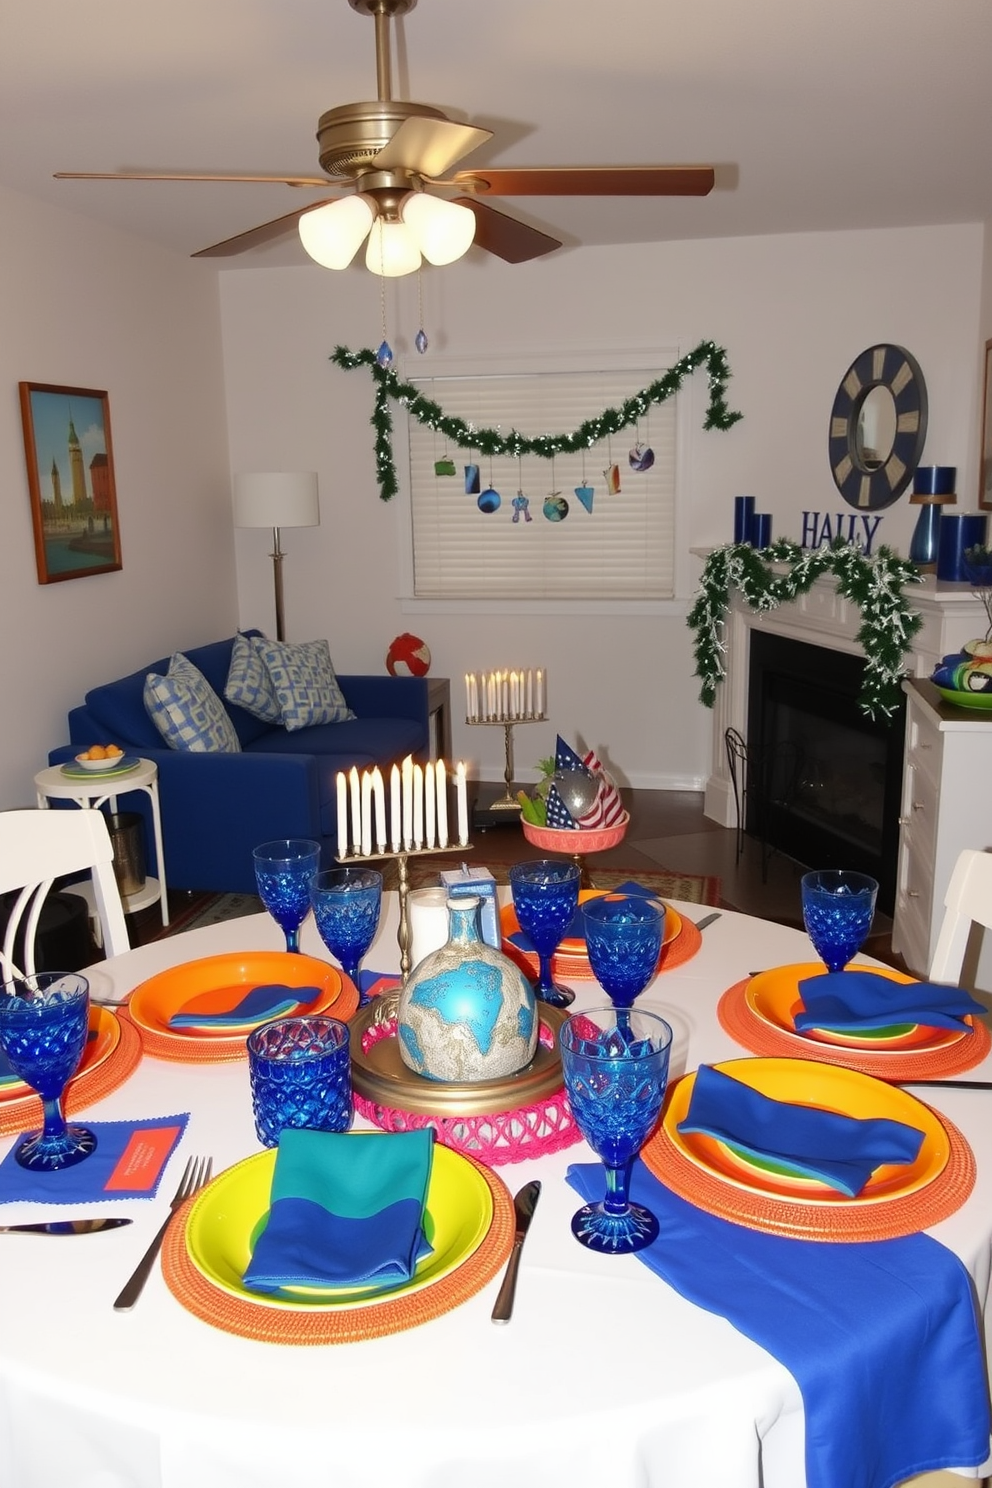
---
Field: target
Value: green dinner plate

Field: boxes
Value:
[934,686,992,711]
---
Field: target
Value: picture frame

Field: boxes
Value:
[19,381,122,583]
[980,339,992,510]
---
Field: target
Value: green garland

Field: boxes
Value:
[687,540,923,721]
[331,339,743,502]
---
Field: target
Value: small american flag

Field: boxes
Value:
[545,781,578,830]
[575,748,625,830]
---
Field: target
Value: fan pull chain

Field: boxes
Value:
[415,269,428,355]
[376,253,393,368]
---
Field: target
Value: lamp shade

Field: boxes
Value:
[364,218,422,277]
[233,472,320,529]
[298,196,375,269]
[402,193,476,266]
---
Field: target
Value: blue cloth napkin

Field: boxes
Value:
[243,1128,435,1295]
[509,878,657,952]
[568,1160,991,1488]
[167,983,319,1029]
[795,970,988,1034]
[0,1115,189,1203]
[676,1064,925,1196]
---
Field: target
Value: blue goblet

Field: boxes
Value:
[801,869,879,974]
[253,839,321,953]
[311,868,383,1006]
[509,860,581,1008]
[582,895,665,1013]
[0,972,97,1171]
[560,1005,672,1254]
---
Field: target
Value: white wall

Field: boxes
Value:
[220,222,986,791]
[0,185,236,809]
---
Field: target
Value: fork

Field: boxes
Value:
[113,1155,212,1312]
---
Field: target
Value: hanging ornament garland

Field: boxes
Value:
[331,339,743,503]
[688,539,923,721]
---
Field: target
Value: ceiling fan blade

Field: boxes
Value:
[192,201,338,258]
[372,117,492,179]
[454,198,561,265]
[452,166,715,197]
[54,170,335,187]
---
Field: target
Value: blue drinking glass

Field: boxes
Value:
[582,895,665,1011]
[247,1015,352,1147]
[253,839,322,953]
[560,1006,673,1254]
[508,860,581,1008]
[311,868,383,1007]
[801,869,879,974]
[0,972,97,1171]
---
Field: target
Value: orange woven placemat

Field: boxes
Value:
[0,1010,142,1137]
[643,1082,976,1242]
[717,978,992,1081]
[129,977,361,1064]
[161,1153,515,1343]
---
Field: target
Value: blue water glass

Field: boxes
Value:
[0,972,97,1170]
[801,869,879,974]
[582,895,665,1010]
[508,860,581,1008]
[247,1015,352,1148]
[560,1006,673,1254]
[311,868,383,1006]
[253,838,322,953]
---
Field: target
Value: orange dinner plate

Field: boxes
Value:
[0,1002,120,1102]
[500,890,680,966]
[746,963,969,1054]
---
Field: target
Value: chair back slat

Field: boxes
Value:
[928,848,992,984]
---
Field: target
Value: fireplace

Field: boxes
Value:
[745,632,905,914]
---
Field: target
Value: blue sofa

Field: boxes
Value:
[48,633,431,894]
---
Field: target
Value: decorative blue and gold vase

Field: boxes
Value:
[397,897,537,1084]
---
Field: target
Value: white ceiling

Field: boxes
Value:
[2,0,992,271]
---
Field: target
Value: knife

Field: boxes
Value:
[694,912,722,932]
[491,1180,541,1324]
[0,1217,133,1236]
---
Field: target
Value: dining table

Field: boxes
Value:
[1,891,991,1488]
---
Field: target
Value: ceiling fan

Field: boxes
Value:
[55,0,715,272]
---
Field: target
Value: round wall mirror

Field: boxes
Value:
[828,344,927,510]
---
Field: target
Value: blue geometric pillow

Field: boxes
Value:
[224,632,282,724]
[258,638,355,732]
[143,654,242,753]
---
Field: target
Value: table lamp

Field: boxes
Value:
[233,472,320,641]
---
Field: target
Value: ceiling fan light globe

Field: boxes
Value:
[402,192,476,266]
[365,217,422,277]
[298,195,374,269]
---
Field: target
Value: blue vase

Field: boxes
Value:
[396,897,537,1083]
[909,502,942,568]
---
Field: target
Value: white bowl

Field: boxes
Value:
[73,752,127,772]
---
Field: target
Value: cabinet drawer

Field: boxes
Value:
[904,710,942,798]
[899,761,937,863]
[896,833,934,949]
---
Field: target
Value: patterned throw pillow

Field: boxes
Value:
[224,632,282,724]
[258,638,355,732]
[143,654,242,753]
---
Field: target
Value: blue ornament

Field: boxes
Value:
[415,328,429,354]
[478,487,501,514]
[376,340,394,368]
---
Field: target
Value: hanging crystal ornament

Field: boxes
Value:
[415,269,429,355]
[375,252,393,369]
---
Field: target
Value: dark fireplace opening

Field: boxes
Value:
[745,632,905,915]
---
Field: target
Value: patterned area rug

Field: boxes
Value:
[159,864,720,940]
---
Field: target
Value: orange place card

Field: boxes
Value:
[104,1123,185,1192]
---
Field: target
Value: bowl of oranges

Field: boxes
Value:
[74,744,127,772]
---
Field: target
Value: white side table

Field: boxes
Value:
[34,758,169,934]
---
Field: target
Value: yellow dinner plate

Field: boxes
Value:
[185,1139,494,1311]
[127,952,350,1043]
[500,890,680,963]
[0,1003,120,1102]
[662,1057,950,1207]
[746,963,968,1054]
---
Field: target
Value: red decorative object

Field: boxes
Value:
[386,632,431,677]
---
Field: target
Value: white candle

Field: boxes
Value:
[401,755,414,849]
[535,668,545,718]
[470,672,479,722]
[412,763,424,848]
[511,670,520,718]
[390,764,402,852]
[360,769,373,857]
[336,772,348,859]
[465,672,472,720]
[424,757,436,848]
[525,668,533,717]
[435,760,448,847]
[349,767,361,853]
[486,672,495,720]
[501,671,509,720]
[372,768,387,852]
[456,761,469,847]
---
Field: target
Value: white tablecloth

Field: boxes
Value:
[1,898,990,1488]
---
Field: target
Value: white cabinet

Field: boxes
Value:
[891,680,992,976]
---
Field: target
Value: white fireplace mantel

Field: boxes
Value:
[695,555,990,828]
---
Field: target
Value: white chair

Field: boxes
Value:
[928,848,992,984]
[0,808,130,979]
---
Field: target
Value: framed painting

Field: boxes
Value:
[19,381,122,583]
[981,340,992,510]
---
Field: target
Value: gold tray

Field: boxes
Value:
[349,999,567,1117]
